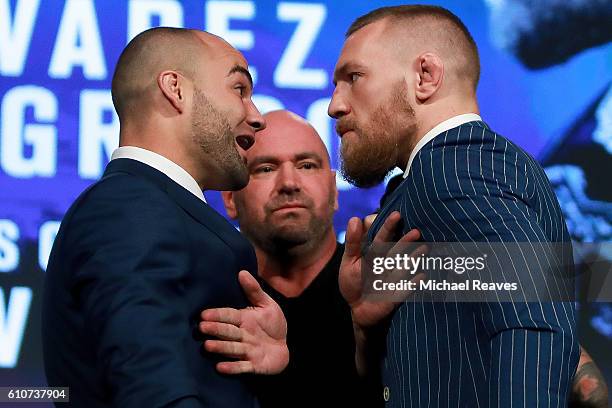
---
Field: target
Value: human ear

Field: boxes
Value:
[221,191,238,219]
[414,52,444,102]
[331,170,339,211]
[158,70,186,113]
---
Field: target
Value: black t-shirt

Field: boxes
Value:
[255,244,381,407]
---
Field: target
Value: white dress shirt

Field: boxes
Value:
[403,113,482,178]
[110,146,206,202]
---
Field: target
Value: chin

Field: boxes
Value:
[344,171,388,188]
[270,212,312,228]
[227,177,249,191]
[271,231,310,247]
[208,173,247,192]
[223,166,250,191]
[272,221,309,237]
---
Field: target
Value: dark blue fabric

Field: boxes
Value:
[368,121,579,407]
[43,158,259,407]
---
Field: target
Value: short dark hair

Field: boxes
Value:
[111,27,199,121]
[346,5,480,89]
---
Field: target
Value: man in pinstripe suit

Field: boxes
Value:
[329,5,580,407]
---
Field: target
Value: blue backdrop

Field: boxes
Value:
[0,0,611,398]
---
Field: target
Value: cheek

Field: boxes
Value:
[305,182,335,208]
[352,84,379,111]
[236,199,264,224]
[240,182,272,213]
[219,96,247,126]
[233,99,249,120]
[224,105,242,126]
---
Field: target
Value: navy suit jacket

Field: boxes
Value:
[368,121,579,407]
[43,158,259,407]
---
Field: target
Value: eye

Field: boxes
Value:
[349,73,360,83]
[234,85,246,96]
[254,165,274,174]
[299,162,318,170]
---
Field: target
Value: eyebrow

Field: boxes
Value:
[227,65,253,87]
[332,61,367,86]
[295,152,324,165]
[248,152,325,169]
[248,156,278,169]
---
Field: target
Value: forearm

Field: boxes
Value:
[569,347,609,408]
[352,320,389,377]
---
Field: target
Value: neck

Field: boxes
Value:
[256,230,338,298]
[398,96,479,170]
[119,123,206,189]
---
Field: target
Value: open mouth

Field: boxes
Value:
[236,135,255,150]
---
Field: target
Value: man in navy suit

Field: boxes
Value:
[329,5,579,407]
[42,27,288,407]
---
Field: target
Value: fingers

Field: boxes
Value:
[390,230,426,261]
[410,272,426,285]
[385,228,424,274]
[238,270,272,307]
[364,214,377,231]
[343,217,365,259]
[372,211,402,244]
[373,229,426,303]
[204,340,246,359]
[201,308,242,326]
[215,361,254,375]
[199,321,242,341]
[387,232,427,279]
[399,228,421,243]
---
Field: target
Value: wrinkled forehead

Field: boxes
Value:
[246,116,330,166]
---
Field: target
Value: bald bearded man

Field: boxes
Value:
[200,110,385,407]
[216,110,359,407]
[42,27,288,407]
[197,110,421,407]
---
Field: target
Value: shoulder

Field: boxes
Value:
[63,172,183,241]
[420,125,527,168]
[75,172,173,213]
[412,125,540,196]
[85,171,169,202]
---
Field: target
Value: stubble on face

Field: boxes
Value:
[338,83,416,188]
[235,186,336,256]
[191,87,249,190]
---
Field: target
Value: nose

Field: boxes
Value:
[276,164,300,194]
[328,86,349,119]
[246,99,266,131]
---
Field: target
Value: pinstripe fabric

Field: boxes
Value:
[367,121,579,407]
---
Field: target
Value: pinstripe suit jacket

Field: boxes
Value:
[367,120,579,407]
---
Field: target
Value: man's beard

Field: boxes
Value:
[236,191,335,256]
[338,85,416,188]
[191,88,249,190]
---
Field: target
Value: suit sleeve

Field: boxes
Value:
[413,143,579,407]
[67,178,203,407]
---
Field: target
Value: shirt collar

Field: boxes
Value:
[110,146,206,202]
[403,113,482,178]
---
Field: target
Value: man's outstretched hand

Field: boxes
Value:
[340,211,423,328]
[199,270,289,375]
